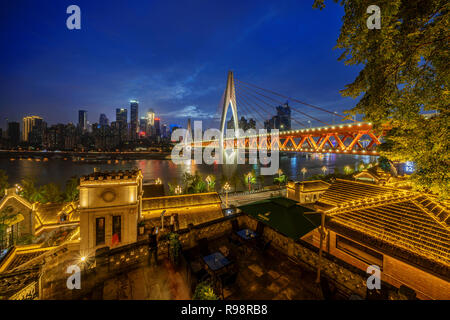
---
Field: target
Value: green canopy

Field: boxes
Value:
[238,197,321,240]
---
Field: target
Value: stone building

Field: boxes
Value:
[287,180,330,203]
[78,170,143,256]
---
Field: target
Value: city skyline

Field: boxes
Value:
[0,1,360,129]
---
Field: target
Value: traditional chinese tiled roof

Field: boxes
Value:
[34,202,79,235]
[316,179,406,208]
[0,267,40,299]
[327,193,450,279]
[0,245,55,273]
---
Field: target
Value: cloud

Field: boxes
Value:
[160,105,216,119]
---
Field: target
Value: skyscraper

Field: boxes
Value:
[22,116,43,141]
[78,110,87,131]
[146,108,155,137]
[99,114,109,127]
[116,108,128,141]
[7,121,20,146]
[130,100,139,140]
[116,108,127,125]
[154,117,161,137]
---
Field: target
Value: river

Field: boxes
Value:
[0,153,377,189]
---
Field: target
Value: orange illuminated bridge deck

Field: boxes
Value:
[192,122,385,156]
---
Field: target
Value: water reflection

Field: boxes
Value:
[0,153,378,187]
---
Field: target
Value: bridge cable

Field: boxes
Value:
[235,82,325,125]
[235,78,349,120]
[236,85,307,129]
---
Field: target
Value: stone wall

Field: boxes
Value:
[237,214,368,298]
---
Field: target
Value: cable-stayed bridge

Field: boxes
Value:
[188,71,386,156]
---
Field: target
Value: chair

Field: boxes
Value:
[231,219,239,232]
[255,222,265,236]
[198,238,210,256]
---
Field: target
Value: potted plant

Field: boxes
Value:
[138,221,145,235]
[193,281,219,300]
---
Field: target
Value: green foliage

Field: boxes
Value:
[230,171,244,192]
[0,170,8,195]
[168,232,181,266]
[168,181,178,195]
[378,156,391,172]
[205,175,216,191]
[19,178,39,203]
[314,0,449,198]
[193,281,219,300]
[244,170,257,190]
[0,206,18,249]
[256,174,265,189]
[38,183,62,204]
[63,177,79,202]
[274,174,287,186]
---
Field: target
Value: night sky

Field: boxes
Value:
[0,0,361,129]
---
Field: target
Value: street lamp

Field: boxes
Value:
[155,178,162,185]
[223,182,231,208]
[205,175,212,191]
[247,172,253,192]
[301,167,307,181]
[175,185,182,195]
[321,166,327,175]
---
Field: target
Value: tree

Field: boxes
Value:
[38,183,62,204]
[274,174,287,187]
[314,0,449,198]
[230,170,243,192]
[63,177,79,202]
[19,178,39,203]
[256,174,266,189]
[378,156,391,172]
[0,206,18,249]
[0,170,8,195]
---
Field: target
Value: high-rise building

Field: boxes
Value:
[78,110,87,131]
[116,108,128,141]
[146,109,155,137]
[264,102,291,132]
[154,117,161,137]
[99,114,109,127]
[162,124,167,138]
[130,100,139,140]
[29,118,46,147]
[7,122,20,146]
[139,117,147,137]
[22,116,43,141]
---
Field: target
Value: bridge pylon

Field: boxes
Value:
[220,71,239,141]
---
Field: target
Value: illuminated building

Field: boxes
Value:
[154,117,161,137]
[304,179,450,300]
[78,110,87,131]
[78,169,143,254]
[22,116,43,142]
[115,108,128,141]
[130,100,139,140]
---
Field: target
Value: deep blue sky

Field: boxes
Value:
[0,0,361,129]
